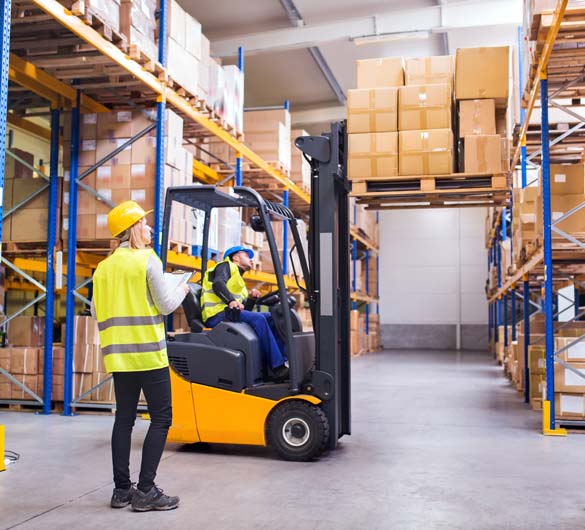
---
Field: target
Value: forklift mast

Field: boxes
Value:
[295,121,351,448]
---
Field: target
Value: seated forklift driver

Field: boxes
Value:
[201,246,289,382]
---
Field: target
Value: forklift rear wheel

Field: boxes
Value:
[266,401,329,461]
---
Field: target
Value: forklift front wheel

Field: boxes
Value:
[266,400,329,461]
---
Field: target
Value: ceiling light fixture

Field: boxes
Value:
[352,30,430,46]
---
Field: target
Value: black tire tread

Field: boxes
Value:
[266,400,329,461]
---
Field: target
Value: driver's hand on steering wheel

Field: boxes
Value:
[249,288,261,299]
[229,300,245,310]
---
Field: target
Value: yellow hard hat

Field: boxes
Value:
[107,200,153,237]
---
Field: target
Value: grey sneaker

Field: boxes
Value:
[110,485,136,508]
[131,485,180,512]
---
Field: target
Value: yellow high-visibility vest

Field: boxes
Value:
[201,258,248,322]
[93,247,167,373]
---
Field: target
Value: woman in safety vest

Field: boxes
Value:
[92,201,189,512]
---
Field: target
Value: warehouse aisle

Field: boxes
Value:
[2,350,585,530]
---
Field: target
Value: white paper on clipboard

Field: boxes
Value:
[164,271,195,291]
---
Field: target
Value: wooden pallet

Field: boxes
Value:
[169,240,191,255]
[351,173,508,195]
[68,0,128,52]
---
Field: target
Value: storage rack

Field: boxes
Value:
[487,0,585,435]
[0,0,379,412]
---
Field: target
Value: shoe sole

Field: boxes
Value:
[132,503,179,512]
[110,501,131,509]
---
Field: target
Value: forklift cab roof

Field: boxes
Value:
[164,185,296,221]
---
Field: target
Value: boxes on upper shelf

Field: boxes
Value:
[347,88,398,133]
[463,135,503,174]
[458,99,496,136]
[549,164,585,195]
[404,56,454,87]
[455,47,510,107]
[356,58,404,89]
[347,132,398,179]
[398,129,453,176]
[398,84,452,131]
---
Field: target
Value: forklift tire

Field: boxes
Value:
[266,400,329,461]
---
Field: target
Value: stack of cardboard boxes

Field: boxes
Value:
[511,185,541,268]
[119,0,158,62]
[455,47,510,174]
[348,47,511,181]
[347,58,401,180]
[399,57,454,176]
[61,108,195,246]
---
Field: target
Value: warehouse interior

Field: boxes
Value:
[2,0,585,528]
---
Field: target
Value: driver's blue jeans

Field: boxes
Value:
[205,310,286,369]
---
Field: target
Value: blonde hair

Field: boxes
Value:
[114,218,148,251]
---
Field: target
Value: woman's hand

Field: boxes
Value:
[181,284,191,295]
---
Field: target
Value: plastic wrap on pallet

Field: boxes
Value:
[217,207,242,252]
[208,60,225,118]
[222,65,244,135]
[87,0,120,32]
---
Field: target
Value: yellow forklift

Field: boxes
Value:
[163,123,351,461]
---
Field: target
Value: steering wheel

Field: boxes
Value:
[255,291,297,308]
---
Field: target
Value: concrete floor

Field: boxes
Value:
[1,350,585,530]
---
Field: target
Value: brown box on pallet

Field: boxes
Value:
[74,316,100,345]
[463,135,502,174]
[347,132,398,179]
[74,344,96,373]
[92,372,115,401]
[51,372,94,401]
[9,316,44,347]
[555,362,585,393]
[11,374,38,400]
[404,56,454,87]
[11,177,49,210]
[350,310,360,331]
[0,380,10,399]
[0,347,10,371]
[6,148,35,179]
[131,135,157,165]
[458,99,496,136]
[96,138,133,166]
[52,346,65,375]
[398,129,453,176]
[95,165,133,190]
[555,392,585,419]
[347,88,398,133]
[555,337,585,363]
[550,164,585,195]
[10,347,40,375]
[398,84,451,131]
[356,58,404,89]
[455,47,510,106]
[10,208,49,242]
[551,194,585,233]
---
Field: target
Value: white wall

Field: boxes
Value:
[379,208,487,326]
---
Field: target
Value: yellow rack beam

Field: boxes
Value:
[512,0,568,168]
[350,229,379,252]
[7,112,59,143]
[192,159,221,184]
[351,292,379,304]
[12,257,93,277]
[9,53,108,114]
[31,0,310,203]
[488,248,544,303]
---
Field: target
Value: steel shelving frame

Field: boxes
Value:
[2,0,380,412]
[487,0,585,435]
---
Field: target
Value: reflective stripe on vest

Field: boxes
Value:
[93,247,168,373]
[201,258,249,322]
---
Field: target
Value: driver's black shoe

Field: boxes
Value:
[272,365,289,382]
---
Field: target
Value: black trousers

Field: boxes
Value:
[112,366,172,492]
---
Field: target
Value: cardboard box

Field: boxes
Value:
[91,372,115,401]
[74,344,96,373]
[74,316,100,345]
[455,47,510,106]
[347,132,398,179]
[399,129,453,176]
[0,381,10,399]
[404,56,454,87]
[9,316,44,346]
[555,362,585,393]
[350,310,360,331]
[347,88,398,133]
[551,194,585,234]
[356,57,404,89]
[96,164,132,190]
[550,164,585,195]
[555,392,585,419]
[0,347,10,371]
[398,84,451,131]
[10,347,40,374]
[11,178,49,209]
[458,99,496,136]
[11,374,38,400]
[53,346,65,375]
[556,337,585,363]
[51,372,94,401]
[10,208,48,242]
[463,135,502,174]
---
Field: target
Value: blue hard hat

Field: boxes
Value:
[224,245,254,260]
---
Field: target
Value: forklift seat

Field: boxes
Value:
[181,283,205,333]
